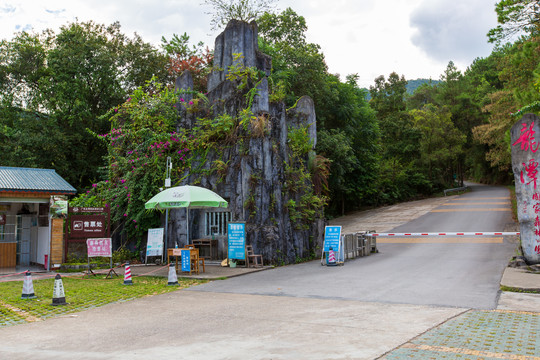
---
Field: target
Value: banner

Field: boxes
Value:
[227,222,246,260]
[146,228,164,256]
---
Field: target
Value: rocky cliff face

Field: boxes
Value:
[168,20,325,264]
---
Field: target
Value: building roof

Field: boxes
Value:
[0,166,77,195]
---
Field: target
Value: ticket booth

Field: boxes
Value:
[0,167,76,272]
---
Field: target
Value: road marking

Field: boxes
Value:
[401,343,540,360]
[443,202,509,205]
[378,237,503,243]
[432,208,511,212]
[452,197,510,200]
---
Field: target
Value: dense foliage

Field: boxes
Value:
[0,21,170,191]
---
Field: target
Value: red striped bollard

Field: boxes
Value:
[327,247,337,266]
[123,262,133,285]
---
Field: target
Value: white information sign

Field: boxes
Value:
[146,228,164,257]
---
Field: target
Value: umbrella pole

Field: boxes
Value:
[163,209,168,264]
[187,208,190,245]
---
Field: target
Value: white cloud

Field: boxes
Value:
[410,0,498,65]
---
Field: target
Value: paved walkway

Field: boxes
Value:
[383,309,540,359]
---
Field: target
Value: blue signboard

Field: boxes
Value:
[181,249,190,272]
[323,226,342,252]
[228,223,246,260]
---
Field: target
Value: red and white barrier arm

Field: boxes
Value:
[365,232,520,237]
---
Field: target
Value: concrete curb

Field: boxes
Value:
[500,267,540,292]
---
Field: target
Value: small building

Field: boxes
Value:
[0,166,76,271]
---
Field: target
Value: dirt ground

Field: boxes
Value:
[329,196,451,234]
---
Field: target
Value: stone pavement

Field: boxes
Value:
[382,309,540,359]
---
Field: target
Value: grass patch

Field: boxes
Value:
[0,275,206,327]
[500,285,540,294]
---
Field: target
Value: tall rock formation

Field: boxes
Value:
[511,113,540,264]
[168,20,324,264]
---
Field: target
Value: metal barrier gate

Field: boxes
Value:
[340,231,521,261]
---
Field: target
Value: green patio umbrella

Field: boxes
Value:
[145,185,228,244]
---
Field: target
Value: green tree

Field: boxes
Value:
[370,72,408,118]
[259,8,380,214]
[410,104,466,183]
[203,0,277,30]
[0,21,169,190]
[370,72,431,203]
[161,33,213,92]
[315,75,380,214]
[488,0,540,43]
[258,8,329,115]
[472,90,517,172]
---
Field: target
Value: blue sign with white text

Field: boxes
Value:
[323,226,342,252]
[181,249,190,272]
[228,223,246,260]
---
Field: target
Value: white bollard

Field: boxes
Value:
[52,274,67,306]
[21,271,37,299]
[167,263,179,286]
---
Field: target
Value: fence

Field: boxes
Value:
[340,231,378,260]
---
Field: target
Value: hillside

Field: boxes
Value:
[406,78,440,94]
[363,78,440,100]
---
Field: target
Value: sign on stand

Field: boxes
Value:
[181,249,191,272]
[146,228,164,264]
[86,238,117,278]
[87,238,112,257]
[227,223,246,262]
[322,226,343,265]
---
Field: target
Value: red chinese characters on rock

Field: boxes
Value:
[534,192,540,253]
[513,122,539,152]
[521,159,539,189]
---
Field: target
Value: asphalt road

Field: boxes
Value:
[190,183,518,309]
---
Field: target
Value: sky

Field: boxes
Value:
[0,0,499,88]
